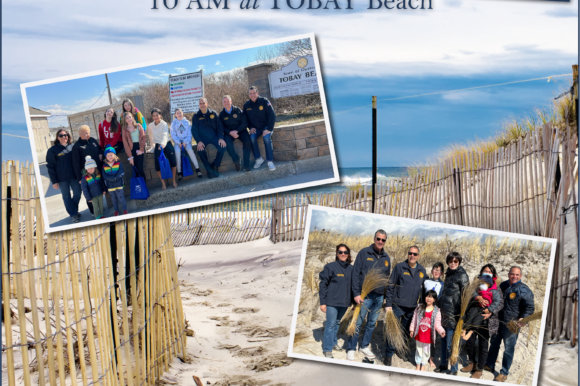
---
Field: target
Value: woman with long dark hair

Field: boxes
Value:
[46,129,82,223]
[318,243,354,359]
[98,107,124,153]
[460,263,504,379]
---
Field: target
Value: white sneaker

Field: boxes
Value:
[359,346,375,359]
[268,161,276,171]
[346,350,355,361]
[253,157,264,169]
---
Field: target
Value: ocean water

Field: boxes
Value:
[295,167,410,194]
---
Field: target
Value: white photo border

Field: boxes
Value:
[286,205,558,386]
[20,33,339,233]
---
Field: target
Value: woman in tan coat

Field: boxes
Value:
[122,111,147,178]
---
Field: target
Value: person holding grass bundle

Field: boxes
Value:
[436,251,469,375]
[80,156,106,220]
[485,266,534,383]
[319,244,354,359]
[102,146,127,216]
[461,264,504,379]
[346,230,391,361]
[409,290,446,371]
[170,108,202,180]
[461,274,496,341]
[383,245,428,366]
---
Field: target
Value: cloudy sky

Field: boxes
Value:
[2,0,578,166]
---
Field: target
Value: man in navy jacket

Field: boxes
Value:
[346,230,391,361]
[485,266,534,382]
[191,98,227,179]
[219,95,252,172]
[243,86,276,171]
[383,245,428,366]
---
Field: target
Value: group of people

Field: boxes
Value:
[317,230,536,383]
[46,87,277,223]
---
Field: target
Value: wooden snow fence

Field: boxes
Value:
[2,161,187,386]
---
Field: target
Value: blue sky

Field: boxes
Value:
[2,0,577,167]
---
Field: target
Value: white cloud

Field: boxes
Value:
[139,72,161,79]
[151,69,165,73]
[215,60,221,65]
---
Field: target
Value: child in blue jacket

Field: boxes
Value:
[80,156,106,219]
[102,146,128,216]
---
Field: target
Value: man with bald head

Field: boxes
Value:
[485,266,534,383]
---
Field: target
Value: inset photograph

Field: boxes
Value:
[288,206,557,386]
[21,33,338,232]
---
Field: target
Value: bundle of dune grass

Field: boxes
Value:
[384,309,409,357]
[449,278,484,366]
[507,310,543,334]
[346,268,390,336]
[338,306,355,335]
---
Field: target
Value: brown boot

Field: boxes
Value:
[461,362,475,373]
[471,369,483,379]
[484,365,494,373]
[494,374,507,382]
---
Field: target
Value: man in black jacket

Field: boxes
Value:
[243,86,276,171]
[485,266,534,383]
[436,251,470,375]
[383,245,428,366]
[346,230,391,361]
[219,95,252,172]
[71,125,103,215]
[191,98,227,179]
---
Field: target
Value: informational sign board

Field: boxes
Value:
[268,55,319,99]
[169,70,204,114]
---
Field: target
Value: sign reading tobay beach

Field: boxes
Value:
[169,70,204,114]
[268,56,319,99]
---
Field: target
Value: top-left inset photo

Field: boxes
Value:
[21,33,338,233]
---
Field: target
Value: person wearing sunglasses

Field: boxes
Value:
[319,244,354,359]
[46,129,82,223]
[383,245,428,366]
[436,251,470,375]
[346,230,391,362]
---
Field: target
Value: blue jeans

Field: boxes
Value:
[440,326,459,372]
[250,128,273,162]
[198,136,227,170]
[322,306,347,352]
[384,304,416,358]
[486,324,518,376]
[347,292,383,351]
[58,179,81,217]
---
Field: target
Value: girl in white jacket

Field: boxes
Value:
[170,108,202,179]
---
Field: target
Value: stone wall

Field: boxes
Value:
[245,63,274,100]
[272,119,329,161]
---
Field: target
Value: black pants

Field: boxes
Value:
[154,141,177,171]
[131,142,145,178]
[465,323,490,370]
[464,303,485,332]
[224,130,252,168]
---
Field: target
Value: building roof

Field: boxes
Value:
[29,106,51,117]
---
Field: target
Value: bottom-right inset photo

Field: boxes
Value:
[288,205,557,386]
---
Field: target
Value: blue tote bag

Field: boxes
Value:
[130,166,150,200]
[159,151,173,180]
[181,154,194,178]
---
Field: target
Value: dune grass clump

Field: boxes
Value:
[507,310,543,334]
[346,268,390,336]
[384,309,409,357]
[450,278,484,366]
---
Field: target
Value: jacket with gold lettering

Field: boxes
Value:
[219,106,248,135]
[384,259,428,309]
[319,260,354,308]
[242,96,276,133]
[352,245,391,298]
[191,108,224,143]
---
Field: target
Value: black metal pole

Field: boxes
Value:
[372,96,377,213]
